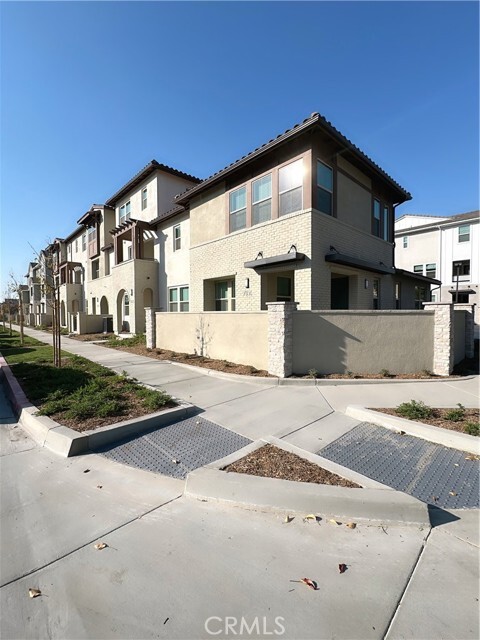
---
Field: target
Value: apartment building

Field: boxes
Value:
[23,112,440,336]
[174,112,437,313]
[24,254,52,327]
[395,210,479,333]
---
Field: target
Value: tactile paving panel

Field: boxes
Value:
[319,423,479,509]
[94,416,252,478]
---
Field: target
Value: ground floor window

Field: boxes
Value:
[395,282,401,309]
[215,280,235,311]
[169,286,189,312]
[124,293,130,316]
[414,286,426,309]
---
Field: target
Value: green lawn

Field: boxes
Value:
[0,327,174,428]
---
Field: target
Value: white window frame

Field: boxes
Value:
[413,264,423,274]
[141,188,148,211]
[403,236,408,248]
[215,280,236,311]
[92,259,100,280]
[82,233,86,251]
[168,286,189,312]
[120,201,131,225]
[458,225,470,243]
[425,263,436,279]
[173,224,181,251]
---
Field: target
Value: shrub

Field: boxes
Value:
[464,422,479,437]
[308,368,318,379]
[396,400,433,420]
[380,368,391,378]
[445,403,466,422]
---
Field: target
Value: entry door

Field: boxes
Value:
[331,276,349,309]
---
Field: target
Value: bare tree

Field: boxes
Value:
[8,273,26,346]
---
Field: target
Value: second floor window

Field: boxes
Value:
[382,206,389,241]
[142,188,148,210]
[414,264,423,274]
[120,201,131,224]
[229,187,246,232]
[252,174,272,225]
[173,225,181,251]
[403,236,408,248]
[279,159,303,216]
[426,263,436,279]
[316,160,333,215]
[92,260,99,280]
[452,260,470,278]
[372,199,381,237]
[458,225,470,243]
[82,234,86,251]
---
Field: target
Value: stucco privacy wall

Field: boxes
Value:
[292,310,435,375]
[155,312,269,370]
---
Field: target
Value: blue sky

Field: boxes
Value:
[1,1,478,296]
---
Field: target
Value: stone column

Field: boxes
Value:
[267,302,298,378]
[423,302,454,376]
[453,303,475,359]
[145,307,156,349]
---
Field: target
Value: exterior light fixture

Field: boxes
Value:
[245,278,250,289]
[288,244,297,253]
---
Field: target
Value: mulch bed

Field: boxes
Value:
[225,444,361,487]
[373,408,479,435]
[292,372,460,380]
[103,344,272,377]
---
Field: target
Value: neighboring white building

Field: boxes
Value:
[395,210,479,335]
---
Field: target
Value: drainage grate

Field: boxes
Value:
[94,416,252,478]
[319,423,479,509]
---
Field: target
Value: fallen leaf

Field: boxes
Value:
[449,491,457,497]
[398,431,406,436]
[94,543,108,551]
[29,588,41,598]
[83,469,90,474]
[454,463,459,467]
[303,514,320,523]
[300,578,318,590]
[345,522,357,529]
[172,459,180,464]
[329,519,342,526]
[431,496,438,502]
[284,515,294,524]
[465,455,479,461]
[338,563,347,574]
[97,485,103,489]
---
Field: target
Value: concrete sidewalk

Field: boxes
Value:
[1,327,479,638]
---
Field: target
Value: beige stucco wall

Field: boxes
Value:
[336,156,372,189]
[189,184,227,247]
[155,311,269,370]
[292,310,435,374]
[156,212,190,311]
[336,172,372,233]
[189,209,313,312]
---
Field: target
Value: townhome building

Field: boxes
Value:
[395,210,479,335]
[24,254,52,327]
[173,112,437,314]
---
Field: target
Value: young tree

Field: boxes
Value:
[8,273,25,346]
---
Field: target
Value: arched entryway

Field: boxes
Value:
[100,296,109,315]
[117,289,130,332]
